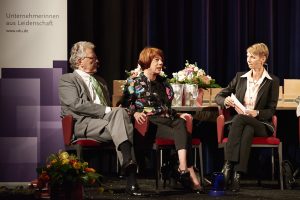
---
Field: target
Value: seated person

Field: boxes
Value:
[122,46,203,193]
[58,41,141,196]
[215,43,279,192]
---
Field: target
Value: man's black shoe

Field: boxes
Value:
[125,184,142,196]
[122,159,137,175]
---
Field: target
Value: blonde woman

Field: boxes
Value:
[215,43,279,192]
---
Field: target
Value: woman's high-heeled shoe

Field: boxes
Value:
[172,168,191,189]
[192,184,205,194]
[161,162,172,188]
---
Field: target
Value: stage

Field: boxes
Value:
[85,177,300,200]
[1,177,299,200]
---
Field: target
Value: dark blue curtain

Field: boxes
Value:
[147,0,300,86]
[68,0,300,88]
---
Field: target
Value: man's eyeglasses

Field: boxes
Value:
[84,56,98,61]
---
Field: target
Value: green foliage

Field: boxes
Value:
[36,151,101,188]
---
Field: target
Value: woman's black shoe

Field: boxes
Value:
[161,162,174,188]
[231,171,241,192]
[221,160,233,189]
[191,185,205,194]
[172,168,191,189]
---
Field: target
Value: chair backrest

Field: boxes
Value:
[112,80,125,106]
[134,117,150,136]
[113,80,125,95]
[211,88,223,104]
[182,114,193,134]
[271,115,277,137]
[278,86,283,102]
[62,115,74,146]
[202,89,211,104]
[283,79,300,100]
[216,114,225,144]
[216,110,278,144]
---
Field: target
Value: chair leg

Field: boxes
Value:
[271,148,275,180]
[278,142,284,190]
[156,148,160,190]
[193,147,197,168]
[160,149,163,180]
[75,144,83,160]
[198,143,204,186]
[116,154,119,174]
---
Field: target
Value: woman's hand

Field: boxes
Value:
[178,113,189,120]
[244,109,259,117]
[224,96,235,107]
[134,112,147,124]
[234,106,245,114]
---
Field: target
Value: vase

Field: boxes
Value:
[183,84,199,106]
[50,183,83,200]
[171,83,184,106]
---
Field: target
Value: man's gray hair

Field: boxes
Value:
[69,41,95,69]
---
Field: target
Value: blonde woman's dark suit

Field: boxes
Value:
[59,71,135,164]
[215,72,279,172]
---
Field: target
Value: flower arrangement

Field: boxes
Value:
[36,151,101,188]
[169,60,220,89]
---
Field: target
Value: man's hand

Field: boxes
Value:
[134,112,147,124]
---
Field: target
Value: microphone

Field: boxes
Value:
[264,63,269,71]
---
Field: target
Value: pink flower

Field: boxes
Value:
[170,60,220,89]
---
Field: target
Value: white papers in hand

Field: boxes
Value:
[231,93,246,114]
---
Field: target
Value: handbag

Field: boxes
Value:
[282,160,298,189]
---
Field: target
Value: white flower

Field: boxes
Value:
[169,60,220,88]
[160,70,167,77]
[177,71,186,82]
[197,69,206,76]
[172,72,178,78]
[127,64,167,78]
[187,73,194,81]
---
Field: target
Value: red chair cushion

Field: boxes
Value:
[155,138,201,146]
[191,138,201,145]
[222,137,280,145]
[72,138,103,147]
[252,137,280,145]
[155,138,174,145]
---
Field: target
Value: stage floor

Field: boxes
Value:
[1,178,300,199]
[84,177,300,200]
